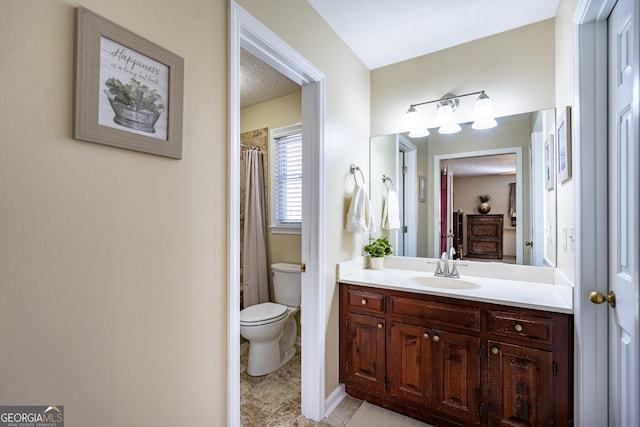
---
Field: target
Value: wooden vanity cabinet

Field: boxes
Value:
[339,283,573,427]
[387,321,481,424]
[484,308,573,426]
[343,312,386,393]
[341,287,387,393]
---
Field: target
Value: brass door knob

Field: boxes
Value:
[590,291,616,308]
[525,241,533,247]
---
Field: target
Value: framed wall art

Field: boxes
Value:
[544,134,555,190]
[419,175,427,202]
[557,106,572,183]
[74,7,184,159]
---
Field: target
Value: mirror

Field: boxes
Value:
[370,109,556,267]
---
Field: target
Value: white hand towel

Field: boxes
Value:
[346,184,377,234]
[382,190,401,230]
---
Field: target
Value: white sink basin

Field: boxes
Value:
[408,276,481,290]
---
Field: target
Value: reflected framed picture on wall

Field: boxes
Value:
[545,134,555,190]
[74,7,184,158]
[419,175,426,202]
[557,106,572,183]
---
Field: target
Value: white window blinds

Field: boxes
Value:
[273,131,302,229]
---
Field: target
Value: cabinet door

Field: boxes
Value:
[487,340,553,426]
[388,321,432,406]
[431,329,481,424]
[345,312,386,393]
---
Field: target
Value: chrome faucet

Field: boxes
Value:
[434,249,460,278]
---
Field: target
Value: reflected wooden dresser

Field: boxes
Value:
[466,214,503,259]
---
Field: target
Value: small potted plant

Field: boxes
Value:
[477,194,492,214]
[364,236,393,270]
[104,77,165,134]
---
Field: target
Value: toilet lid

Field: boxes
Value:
[240,302,288,325]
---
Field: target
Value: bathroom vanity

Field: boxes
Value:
[338,259,573,427]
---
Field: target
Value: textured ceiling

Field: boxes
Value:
[240,49,300,109]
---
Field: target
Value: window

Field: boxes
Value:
[270,124,302,234]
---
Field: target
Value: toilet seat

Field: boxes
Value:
[240,302,288,326]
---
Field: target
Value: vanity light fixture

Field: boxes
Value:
[404,90,497,136]
[470,91,498,129]
[404,106,430,137]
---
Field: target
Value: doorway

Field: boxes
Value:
[229,3,327,426]
[433,147,523,263]
[575,0,640,425]
[397,136,417,257]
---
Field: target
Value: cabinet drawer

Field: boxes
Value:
[389,296,481,331]
[346,288,385,313]
[486,310,553,345]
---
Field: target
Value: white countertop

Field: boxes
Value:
[339,267,573,314]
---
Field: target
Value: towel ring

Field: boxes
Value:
[382,175,394,190]
[350,164,366,185]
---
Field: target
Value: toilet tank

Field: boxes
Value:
[271,263,301,308]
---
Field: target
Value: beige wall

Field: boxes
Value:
[554,0,577,282]
[453,175,518,257]
[1,0,370,420]
[370,19,556,137]
[1,0,227,425]
[241,91,302,134]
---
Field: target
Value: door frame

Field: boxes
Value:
[574,0,617,425]
[397,135,417,256]
[433,147,523,262]
[228,3,327,425]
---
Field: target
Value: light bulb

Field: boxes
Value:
[404,106,421,131]
[439,123,462,134]
[471,92,496,130]
[472,118,497,130]
[409,128,430,138]
[436,103,461,134]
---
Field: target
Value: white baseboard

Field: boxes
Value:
[324,384,346,418]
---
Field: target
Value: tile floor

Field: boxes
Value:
[240,342,363,426]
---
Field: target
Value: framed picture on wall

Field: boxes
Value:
[419,175,427,202]
[74,7,184,159]
[557,106,572,183]
[545,134,555,190]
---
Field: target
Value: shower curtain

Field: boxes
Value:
[243,149,269,308]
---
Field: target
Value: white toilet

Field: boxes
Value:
[240,263,301,376]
